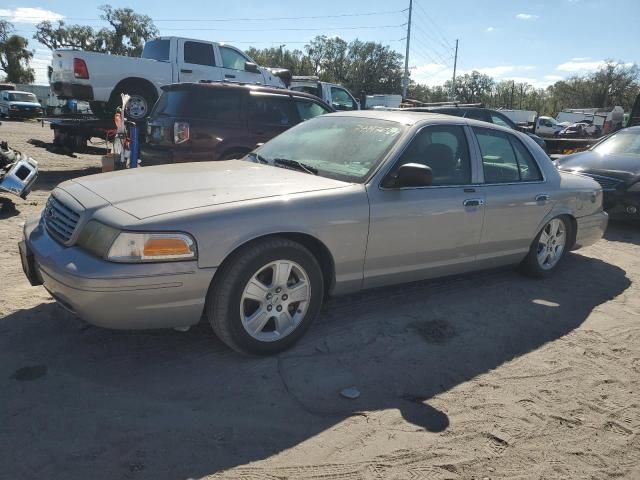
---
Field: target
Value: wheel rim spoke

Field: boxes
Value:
[273,261,292,288]
[287,283,309,303]
[243,279,269,302]
[245,309,270,336]
[276,311,294,334]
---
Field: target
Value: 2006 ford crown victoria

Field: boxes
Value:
[20,111,607,354]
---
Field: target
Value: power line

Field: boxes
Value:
[413,0,455,50]
[411,11,455,57]
[160,24,406,32]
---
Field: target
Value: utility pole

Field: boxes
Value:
[451,39,459,101]
[402,0,413,99]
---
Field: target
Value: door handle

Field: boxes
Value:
[463,198,485,207]
[535,194,551,202]
[180,69,193,73]
[225,74,236,79]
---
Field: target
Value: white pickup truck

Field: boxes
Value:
[289,76,360,111]
[50,36,288,120]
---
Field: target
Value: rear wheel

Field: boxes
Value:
[519,216,571,278]
[207,237,324,354]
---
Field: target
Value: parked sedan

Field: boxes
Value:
[557,126,640,218]
[20,111,607,354]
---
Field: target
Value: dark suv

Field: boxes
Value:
[141,82,333,164]
[403,105,547,152]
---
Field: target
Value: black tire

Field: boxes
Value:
[207,237,324,355]
[519,216,572,279]
[108,84,158,123]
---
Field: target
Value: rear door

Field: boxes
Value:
[217,45,264,84]
[291,97,331,123]
[177,40,222,83]
[248,92,300,144]
[470,127,552,263]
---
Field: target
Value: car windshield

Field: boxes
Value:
[252,116,406,182]
[9,92,37,102]
[592,130,640,156]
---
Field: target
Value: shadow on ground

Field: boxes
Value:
[0,253,630,479]
[0,196,19,219]
[605,218,640,246]
[28,138,109,157]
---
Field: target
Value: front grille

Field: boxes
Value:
[44,195,80,244]
[582,173,623,191]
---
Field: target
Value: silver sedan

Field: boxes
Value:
[20,111,608,354]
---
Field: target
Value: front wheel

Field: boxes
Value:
[519,216,571,278]
[207,237,324,354]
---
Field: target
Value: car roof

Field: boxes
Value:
[161,82,331,106]
[327,109,518,133]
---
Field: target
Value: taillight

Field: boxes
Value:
[73,58,89,79]
[174,122,190,144]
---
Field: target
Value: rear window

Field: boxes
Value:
[142,40,170,61]
[152,88,242,123]
[184,42,215,66]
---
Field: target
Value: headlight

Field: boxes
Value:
[107,232,196,263]
[77,220,197,263]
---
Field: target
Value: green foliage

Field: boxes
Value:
[248,35,404,96]
[34,5,158,57]
[0,20,35,84]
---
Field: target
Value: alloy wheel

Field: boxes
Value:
[240,260,311,342]
[537,218,566,270]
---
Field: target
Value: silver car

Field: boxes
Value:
[20,111,608,354]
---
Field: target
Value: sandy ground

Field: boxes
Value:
[0,120,639,480]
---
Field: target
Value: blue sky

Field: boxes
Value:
[2,0,639,87]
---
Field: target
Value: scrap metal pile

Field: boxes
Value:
[0,141,38,199]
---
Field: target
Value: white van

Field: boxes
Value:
[0,90,43,119]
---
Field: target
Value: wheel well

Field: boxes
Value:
[562,214,578,250]
[110,77,158,103]
[213,233,336,296]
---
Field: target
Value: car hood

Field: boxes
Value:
[9,102,41,107]
[557,150,640,181]
[66,160,351,219]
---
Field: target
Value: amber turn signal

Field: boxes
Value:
[143,238,192,256]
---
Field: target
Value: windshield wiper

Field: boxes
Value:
[247,152,269,164]
[273,158,318,175]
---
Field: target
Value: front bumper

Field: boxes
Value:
[21,215,216,330]
[574,210,608,249]
[51,81,94,101]
[603,189,640,219]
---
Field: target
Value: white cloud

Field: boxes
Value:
[516,13,539,20]
[486,26,495,33]
[411,63,452,86]
[544,75,564,81]
[0,7,63,25]
[411,64,540,87]
[556,59,606,72]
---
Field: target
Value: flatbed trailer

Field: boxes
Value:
[40,115,116,152]
[544,137,596,156]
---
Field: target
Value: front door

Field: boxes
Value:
[177,40,222,83]
[364,124,485,288]
[217,46,265,84]
[470,127,553,263]
[247,93,300,145]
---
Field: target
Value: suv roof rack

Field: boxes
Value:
[402,101,484,109]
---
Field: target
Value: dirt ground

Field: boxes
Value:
[1,120,639,480]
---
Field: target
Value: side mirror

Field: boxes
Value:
[386,163,433,188]
[245,62,260,73]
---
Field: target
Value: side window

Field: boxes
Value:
[330,87,356,110]
[190,90,241,123]
[474,127,541,183]
[250,96,299,126]
[510,136,543,181]
[490,112,512,129]
[294,100,329,121]
[392,125,471,186]
[184,42,215,66]
[220,47,249,70]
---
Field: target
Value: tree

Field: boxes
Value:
[0,20,35,83]
[447,71,494,103]
[34,5,158,57]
